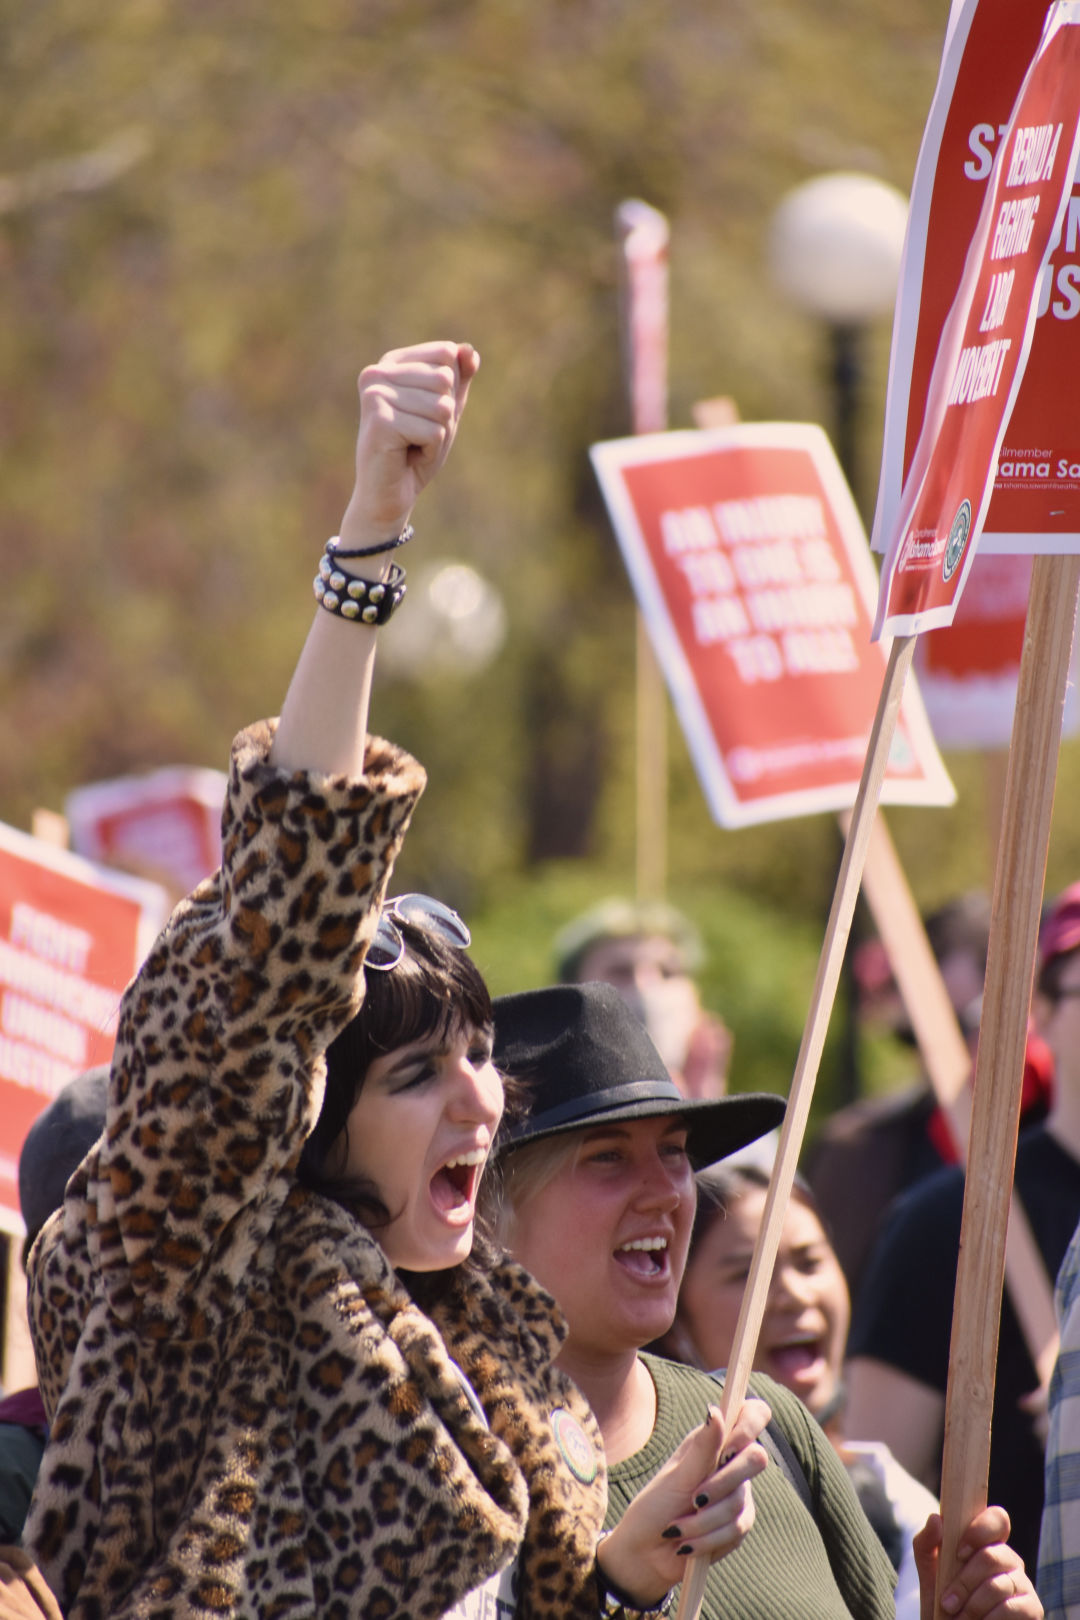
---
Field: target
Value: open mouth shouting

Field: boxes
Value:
[430,1146,488,1223]
[763,1331,829,1395]
[614,1235,671,1280]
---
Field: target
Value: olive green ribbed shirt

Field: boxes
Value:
[606,1355,897,1620]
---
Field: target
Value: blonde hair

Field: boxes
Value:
[496,1133,583,1247]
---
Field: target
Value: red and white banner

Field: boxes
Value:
[65,765,227,900]
[0,824,167,1233]
[590,424,954,827]
[874,5,1080,638]
[875,0,1080,558]
[916,552,1080,747]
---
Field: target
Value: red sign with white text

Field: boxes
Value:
[590,425,954,827]
[875,0,1080,555]
[914,552,1080,746]
[65,765,227,901]
[0,824,167,1233]
[875,8,1080,637]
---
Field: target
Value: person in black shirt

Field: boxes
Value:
[845,882,1080,1568]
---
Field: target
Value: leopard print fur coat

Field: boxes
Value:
[24,721,606,1620]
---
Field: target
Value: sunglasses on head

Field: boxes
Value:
[365,893,472,972]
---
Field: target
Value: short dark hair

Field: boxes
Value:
[689,1160,826,1260]
[297,918,503,1267]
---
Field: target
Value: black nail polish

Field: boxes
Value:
[661,1525,682,1540]
[694,1493,709,1509]
[677,1545,693,1558]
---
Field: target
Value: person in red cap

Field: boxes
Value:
[844,882,1080,1572]
[1036,881,1080,1009]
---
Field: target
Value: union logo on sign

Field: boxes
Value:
[943,500,972,582]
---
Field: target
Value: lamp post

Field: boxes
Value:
[768,172,908,1105]
[768,171,908,514]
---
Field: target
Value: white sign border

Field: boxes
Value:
[591,423,955,829]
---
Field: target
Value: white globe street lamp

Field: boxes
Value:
[768,172,908,510]
[768,173,908,1107]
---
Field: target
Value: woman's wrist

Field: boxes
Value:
[595,1532,674,1617]
[337,495,413,555]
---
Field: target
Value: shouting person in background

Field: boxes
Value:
[654,1161,937,1618]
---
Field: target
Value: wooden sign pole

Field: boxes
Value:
[636,622,668,901]
[617,200,670,903]
[934,551,1080,1616]
[675,632,916,1620]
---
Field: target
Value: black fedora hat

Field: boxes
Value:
[493,983,786,1165]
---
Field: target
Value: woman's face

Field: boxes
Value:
[506,1114,696,1361]
[677,1188,850,1417]
[336,1023,503,1271]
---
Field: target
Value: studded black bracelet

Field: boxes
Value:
[313,554,407,624]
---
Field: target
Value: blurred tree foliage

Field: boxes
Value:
[4,0,1080,1112]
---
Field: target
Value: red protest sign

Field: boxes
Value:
[875,9,1080,639]
[590,424,953,827]
[0,823,167,1234]
[915,552,1080,747]
[875,0,1080,555]
[65,765,227,899]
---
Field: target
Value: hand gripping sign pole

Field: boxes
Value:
[869,14,1080,1602]
[935,552,1080,1610]
[675,10,1080,1615]
[616,199,670,902]
[675,633,917,1620]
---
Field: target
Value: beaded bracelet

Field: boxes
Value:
[313,554,407,624]
[327,524,413,561]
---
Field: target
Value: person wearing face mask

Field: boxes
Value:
[654,1163,937,1620]
[555,899,733,1102]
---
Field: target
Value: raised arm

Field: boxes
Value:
[25,339,499,1620]
[28,339,480,1408]
[271,339,479,776]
